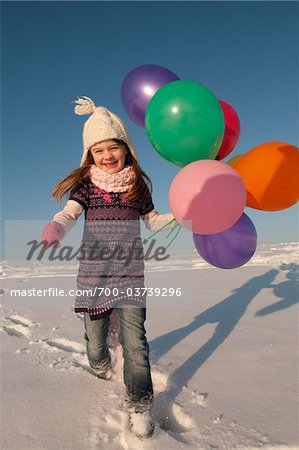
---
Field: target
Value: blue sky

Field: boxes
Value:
[1,1,298,257]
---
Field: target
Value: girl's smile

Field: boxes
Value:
[90,139,128,174]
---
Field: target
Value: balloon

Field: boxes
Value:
[121,64,179,127]
[193,213,257,269]
[226,154,244,167]
[168,160,246,234]
[234,142,299,211]
[216,100,241,160]
[145,80,225,166]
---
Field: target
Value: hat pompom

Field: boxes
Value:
[74,96,96,115]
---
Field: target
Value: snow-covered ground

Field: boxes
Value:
[1,242,298,449]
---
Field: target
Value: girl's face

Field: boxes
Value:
[90,140,128,174]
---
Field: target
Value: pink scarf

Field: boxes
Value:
[89,164,135,193]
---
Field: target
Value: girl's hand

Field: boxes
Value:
[41,222,65,248]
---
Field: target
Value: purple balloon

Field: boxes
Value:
[193,213,257,269]
[121,64,179,127]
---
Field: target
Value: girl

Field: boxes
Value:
[41,96,174,439]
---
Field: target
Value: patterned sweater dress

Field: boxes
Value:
[67,177,155,320]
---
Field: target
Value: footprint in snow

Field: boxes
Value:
[43,337,85,354]
[2,324,31,338]
[1,314,37,338]
[1,312,117,379]
[3,314,36,328]
[41,338,95,374]
[1,313,90,372]
[154,394,195,434]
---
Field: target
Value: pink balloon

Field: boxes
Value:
[168,160,246,234]
[216,100,241,160]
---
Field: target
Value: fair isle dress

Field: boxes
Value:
[69,176,154,321]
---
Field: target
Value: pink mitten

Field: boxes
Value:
[41,222,65,248]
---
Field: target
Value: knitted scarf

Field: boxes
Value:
[89,164,135,193]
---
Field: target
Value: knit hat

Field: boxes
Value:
[73,96,138,166]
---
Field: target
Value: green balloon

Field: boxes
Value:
[145,80,225,166]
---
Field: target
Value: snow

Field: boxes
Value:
[128,410,154,438]
[0,242,298,449]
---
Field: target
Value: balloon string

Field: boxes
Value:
[166,222,180,239]
[147,218,177,240]
[163,225,182,252]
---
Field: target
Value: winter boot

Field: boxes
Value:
[127,405,155,439]
[95,367,113,380]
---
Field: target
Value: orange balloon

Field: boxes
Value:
[234,142,299,211]
[226,154,244,168]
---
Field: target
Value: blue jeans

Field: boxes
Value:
[83,307,153,409]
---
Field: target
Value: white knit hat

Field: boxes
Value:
[73,96,138,166]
